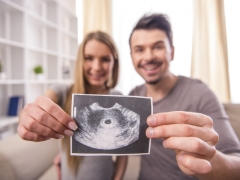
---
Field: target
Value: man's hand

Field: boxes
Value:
[18,96,78,141]
[146,111,219,176]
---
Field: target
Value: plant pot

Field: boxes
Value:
[0,72,7,80]
[36,73,44,81]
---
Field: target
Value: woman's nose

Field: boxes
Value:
[92,59,101,70]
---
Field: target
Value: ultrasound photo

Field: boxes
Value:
[71,94,152,156]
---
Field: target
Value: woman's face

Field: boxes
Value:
[83,39,114,88]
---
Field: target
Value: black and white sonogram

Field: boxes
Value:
[71,94,152,155]
[73,103,140,149]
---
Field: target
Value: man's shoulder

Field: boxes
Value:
[178,76,216,98]
[129,84,145,96]
[179,76,209,90]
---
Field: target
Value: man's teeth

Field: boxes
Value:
[146,67,155,70]
[144,65,159,71]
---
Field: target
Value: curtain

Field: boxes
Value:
[191,0,230,102]
[82,0,112,36]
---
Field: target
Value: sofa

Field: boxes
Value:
[0,104,239,180]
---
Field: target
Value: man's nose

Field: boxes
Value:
[143,49,154,62]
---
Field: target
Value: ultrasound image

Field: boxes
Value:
[73,103,140,150]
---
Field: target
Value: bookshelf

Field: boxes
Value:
[0,0,78,139]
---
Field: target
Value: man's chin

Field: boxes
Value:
[145,78,161,85]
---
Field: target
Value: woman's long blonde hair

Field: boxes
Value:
[62,31,119,174]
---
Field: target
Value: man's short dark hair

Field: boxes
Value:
[129,13,173,47]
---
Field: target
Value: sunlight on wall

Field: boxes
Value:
[76,0,83,44]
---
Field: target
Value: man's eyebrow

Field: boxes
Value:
[133,45,143,49]
[153,40,164,45]
[133,40,165,49]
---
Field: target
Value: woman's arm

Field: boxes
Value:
[44,89,59,103]
[113,156,128,180]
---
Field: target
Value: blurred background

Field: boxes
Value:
[0,0,239,140]
[0,1,240,179]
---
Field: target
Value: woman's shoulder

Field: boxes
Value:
[109,89,122,95]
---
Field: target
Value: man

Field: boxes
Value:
[129,13,240,180]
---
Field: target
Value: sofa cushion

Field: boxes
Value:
[223,103,240,140]
[0,134,59,180]
[38,165,57,180]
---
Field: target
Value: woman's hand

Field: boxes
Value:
[18,96,78,141]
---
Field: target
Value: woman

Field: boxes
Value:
[18,31,127,180]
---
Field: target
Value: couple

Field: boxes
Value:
[18,14,240,180]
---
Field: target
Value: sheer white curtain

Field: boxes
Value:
[224,0,240,103]
[191,0,230,103]
[111,0,193,95]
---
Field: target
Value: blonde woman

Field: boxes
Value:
[18,31,128,180]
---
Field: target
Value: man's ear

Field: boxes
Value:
[171,46,175,61]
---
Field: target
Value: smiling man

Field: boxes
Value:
[129,14,240,180]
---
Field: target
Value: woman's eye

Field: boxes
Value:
[85,57,92,61]
[102,58,110,62]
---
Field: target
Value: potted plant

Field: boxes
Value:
[33,65,44,80]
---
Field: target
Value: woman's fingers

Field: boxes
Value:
[21,112,65,139]
[25,103,74,136]
[18,96,78,142]
[18,124,50,142]
[34,96,78,131]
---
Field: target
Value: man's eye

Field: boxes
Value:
[154,46,162,49]
[135,49,143,53]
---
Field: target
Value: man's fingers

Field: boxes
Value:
[176,153,212,175]
[146,124,219,145]
[18,125,50,142]
[34,96,78,130]
[163,137,216,159]
[25,103,74,137]
[147,111,213,128]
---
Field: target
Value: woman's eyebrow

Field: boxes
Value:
[100,55,111,58]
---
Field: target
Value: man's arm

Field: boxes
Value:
[146,111,240,179]
[197,152,240,180]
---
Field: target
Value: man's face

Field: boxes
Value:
[130,29,174,84]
